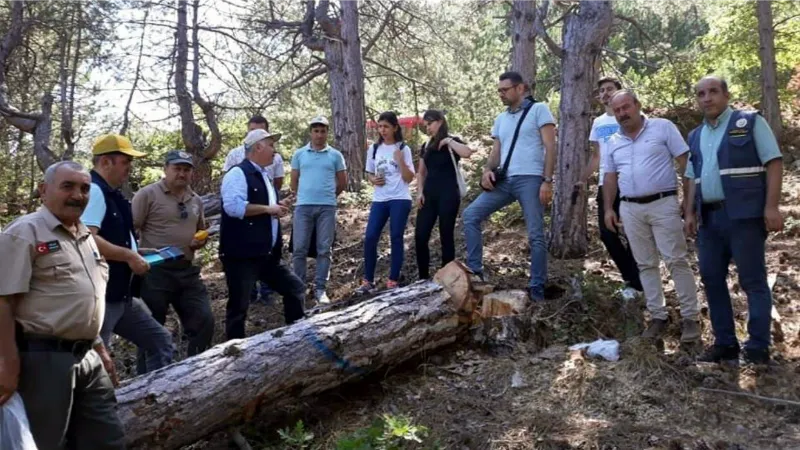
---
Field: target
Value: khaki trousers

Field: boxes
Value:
[619,196,699,321]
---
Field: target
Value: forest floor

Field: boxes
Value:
[109,146,800,450]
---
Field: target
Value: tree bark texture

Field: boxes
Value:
[510,0,537,95]
[174,0,221,193]
[118,272,478,449]
[317,0,366,191]
[549,1,613,258]
[0,0,58,172]
[756,0,782,141]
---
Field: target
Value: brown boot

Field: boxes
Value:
[642,318,668,339]
[680,319,701,343]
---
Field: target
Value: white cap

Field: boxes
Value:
[243,129,281,147]
[309,115,329,127]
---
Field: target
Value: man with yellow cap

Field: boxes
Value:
[81,134,174,373]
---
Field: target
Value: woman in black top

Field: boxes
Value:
[415,110,474,279]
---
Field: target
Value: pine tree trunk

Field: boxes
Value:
[509,0,537,93]
[756,0,782,141]
[549,1,613,258]
[326,0,366,191]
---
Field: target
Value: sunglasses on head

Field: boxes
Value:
[178,202,188,220]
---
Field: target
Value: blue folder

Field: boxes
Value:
[142,246,185,266]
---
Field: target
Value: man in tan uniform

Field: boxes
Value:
[0,161,126,449]
[132,150,213,362]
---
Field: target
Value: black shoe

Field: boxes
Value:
[528,287,544,303]
[697,345,740,363]
[743,348,770,365]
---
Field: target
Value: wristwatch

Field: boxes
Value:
[543,176,554,183]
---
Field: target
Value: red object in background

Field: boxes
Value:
[366,116,423,129]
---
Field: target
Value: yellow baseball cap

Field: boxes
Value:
[92,134,146,157]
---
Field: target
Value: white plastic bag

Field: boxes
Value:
[0,393,38,450]
[569,339,621,362]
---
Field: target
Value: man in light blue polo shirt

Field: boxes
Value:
[683,76,783,365]
[290,116,347,304]
[463,71,557,302]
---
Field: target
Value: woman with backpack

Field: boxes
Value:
[356,111,416,293]
[414,110,474,279]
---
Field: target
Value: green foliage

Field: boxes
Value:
[335,414,431,450]
[276,416,434,450]
[278,420,315,450]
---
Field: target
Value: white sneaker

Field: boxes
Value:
[619,287,639,301]
[315,290,331,304]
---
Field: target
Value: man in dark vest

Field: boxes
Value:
[683,76,784,365]
[220,128,305,340]
[82,134,174,373]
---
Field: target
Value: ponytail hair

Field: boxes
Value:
[422,109,449,151]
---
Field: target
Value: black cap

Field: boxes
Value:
[165,150,194,166]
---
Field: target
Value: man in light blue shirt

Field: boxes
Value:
[290,116,347,304]
[683,76,784,365]
[462,71,557,302]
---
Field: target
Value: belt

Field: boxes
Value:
[703,201,724,211]
[17,334,94,358]
[621,190,677,204]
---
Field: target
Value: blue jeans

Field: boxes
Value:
[697,206,771,351]
[364,200,412,282]
[100,297,174,374]
[463,175,547,299]
[292,205,337,291]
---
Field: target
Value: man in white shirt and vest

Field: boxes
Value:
[683,75,783,365]
[603,90,700,344]
[223,115,284,304]
[219,129,305,340]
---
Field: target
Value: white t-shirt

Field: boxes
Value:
[365,142,415,202]
[589,113,619,186]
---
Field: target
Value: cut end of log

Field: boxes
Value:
[481,290,528,317]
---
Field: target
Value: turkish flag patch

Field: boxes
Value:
[36,240,62,254]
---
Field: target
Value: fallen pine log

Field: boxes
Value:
[117,261,480,449]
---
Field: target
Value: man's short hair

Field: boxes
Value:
[597,77,622,90]
[611,89,640,105]
[44,161,89,184]
[695,75,729,95]
[248,115,269,130]
[499,71,524,85]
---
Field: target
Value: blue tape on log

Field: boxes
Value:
[304,330,366,375]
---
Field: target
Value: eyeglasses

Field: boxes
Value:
[178,202,188,220]
[497,84,519,95]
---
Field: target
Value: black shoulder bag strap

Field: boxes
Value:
[499,100,535,174]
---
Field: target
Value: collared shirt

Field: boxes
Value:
[291,143,346,206]
[490,98,556,177]
[132,179,206,261]
[221,160,278,247]
[589,113,619,187]
[0,207,108,340]
[684,107,782,202]
[223,145,285,180]
[82,182,138,252]
[604,117,689,198]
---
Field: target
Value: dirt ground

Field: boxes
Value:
[109,160,800,449]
